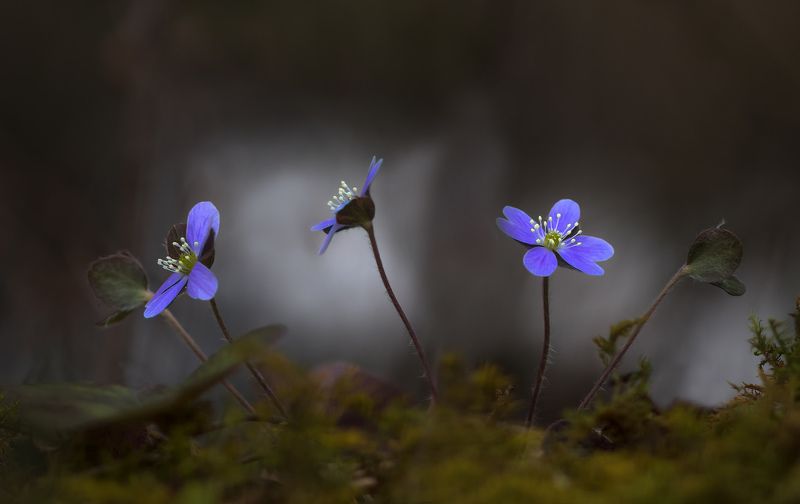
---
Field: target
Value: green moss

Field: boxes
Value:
[5,300,800,502]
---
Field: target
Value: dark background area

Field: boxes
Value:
[1,1,798,422]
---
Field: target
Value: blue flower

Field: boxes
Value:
[144,201,220,318]
[311,156,383,254]
[496,199,614,277]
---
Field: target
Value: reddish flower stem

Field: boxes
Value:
[526,276,551,428]
[577,266,687,411]
[160,308,256,415]
[209,298,289,420]
[365,223,439,404]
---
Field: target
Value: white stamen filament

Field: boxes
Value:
[327,180,359,212]
[526,211,584,251]
[158,236,198,274]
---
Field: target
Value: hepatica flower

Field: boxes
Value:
[496,199,614,277]
[144,202,220,318]
[310,156,439,401]
[311,156,382,254]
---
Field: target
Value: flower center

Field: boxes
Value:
[327,180,359,213]
[158,237,198,275]
[530,213,582,251]
[543,230,563,250]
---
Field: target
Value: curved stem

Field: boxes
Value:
[365,224,439,404]
[577,266,687,411]
[209,298,289,419]
[160,308,256,415]
[526,276,551,428]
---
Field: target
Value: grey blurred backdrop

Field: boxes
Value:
[1,1,799,421]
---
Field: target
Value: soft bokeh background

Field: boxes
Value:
[2,1,798,422]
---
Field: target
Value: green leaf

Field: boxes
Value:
[88,251,150,325]
[4,384,141,440]
[710,275,746,296]
[174,328,280,403]
[238,324,287,347]
[96,309,134,328]
[4,330,277,441]
[685,227,743,283]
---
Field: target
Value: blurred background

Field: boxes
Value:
[1,1,798,422]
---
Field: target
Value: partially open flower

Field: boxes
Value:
[144,201,220,318]
[311,156,382,254]
[496,199,614,277]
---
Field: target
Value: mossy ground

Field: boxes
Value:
[2,301,799,503]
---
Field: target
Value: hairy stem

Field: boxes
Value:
[209,298,289,419]
[526,276,551,428]
[365,224,439,404]
[160,308,256,415]
[577,266,688,411]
